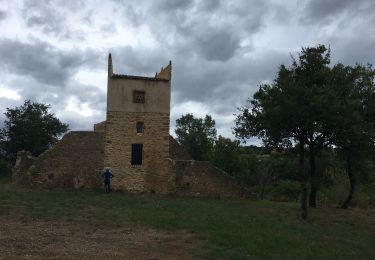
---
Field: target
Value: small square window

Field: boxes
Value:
[133,91,145,103]
[136,122,144,133]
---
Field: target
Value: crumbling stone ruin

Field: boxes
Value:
[14,54,243,197]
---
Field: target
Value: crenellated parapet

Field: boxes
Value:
[155,61,172,81]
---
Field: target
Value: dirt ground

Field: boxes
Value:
[0,219,202,259]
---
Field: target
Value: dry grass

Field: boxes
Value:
[0,219,200,259]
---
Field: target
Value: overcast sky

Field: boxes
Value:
[0,0,374,144]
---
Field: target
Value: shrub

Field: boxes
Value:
[0,158,12,178]
[274,180,301,202]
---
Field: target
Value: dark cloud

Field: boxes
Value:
[1,0,375,141]
[329,37,375,67]
[152,0,194,12]
[117,0,268,62]
[304,0,375,22]
[0,36,105,132]
[0,38,100,86]
[22,0,87,39]
[0,10,6,21]
[195,29,240,61]
[4,75,106,131]
[198,0,222,11]
[26,14,65,35]
[110,46,169,76]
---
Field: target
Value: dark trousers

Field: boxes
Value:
[104,181,110,193]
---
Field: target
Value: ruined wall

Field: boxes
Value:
[16,131,104,189]
[104,112,171,193]
[94,121,106,132]
[169,160,242,197]
[13,130,245,197]
[168,138,243,197]
[169,136,192,160]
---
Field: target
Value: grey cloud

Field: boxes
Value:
[0,10,6,21]
[152,0,194,12]
[330,37,375,66]
[116,0,268,62]
[22,0,87,38]
[172,48,290,105]
[198,0,222,11]
[4,75,106,131]
[304,0,375,22]
[195,29,240,61]
[0,38,101,86]
[110,46,169,76]
[26,14,65,35]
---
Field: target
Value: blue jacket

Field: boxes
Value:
[102,170,114,183]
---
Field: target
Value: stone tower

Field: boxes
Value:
[104,54,172,192]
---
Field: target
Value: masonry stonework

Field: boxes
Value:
[103,54,172,193]
[104,111,171,193]
[13,131,104,189]
[13,54,244,197]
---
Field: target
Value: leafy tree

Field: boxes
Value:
[211,135,243,175]
[175,114,217,161]
[234,45,375,216]
[330,64,375,208]
[234,45,337,219]
[0,100,69,159]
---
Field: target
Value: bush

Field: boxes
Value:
[273,180,301,202]
[0,158,12,179]
[321,167,349,206]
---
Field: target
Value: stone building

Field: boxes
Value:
[13,54,243,197]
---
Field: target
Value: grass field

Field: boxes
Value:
[0,176,374,259]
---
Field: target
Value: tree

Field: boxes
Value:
[211,135,242,175]
[329,64,375,208]
[175,114,217,161]
[234,45,337,219]
[0,100,69,159]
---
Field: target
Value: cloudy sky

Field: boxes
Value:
[0,0,374,144]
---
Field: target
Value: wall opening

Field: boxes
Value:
[136,121,144,134]
[133,91,145,103]
[131,144,143,165]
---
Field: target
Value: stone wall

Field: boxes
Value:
[14,131,104,189]
[13,131,246,197]
[94,121,106,132]
[169,160,242,198]
[169,136,192,160]
[104,111,171,193]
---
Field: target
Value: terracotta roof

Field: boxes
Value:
[111,74,169,82]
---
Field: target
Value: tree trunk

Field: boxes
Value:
[299,142,308,220]
[341,154,355,209]
[308,145,317,208]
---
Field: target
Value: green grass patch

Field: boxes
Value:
[1,179,374,259]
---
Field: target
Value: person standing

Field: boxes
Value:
[102,167,114,193]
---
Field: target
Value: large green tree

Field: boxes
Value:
[234,45,340,219]
[0,100,69,159]
[330,64,375,208]
[175,113,217,161]
[211,135,243,175]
